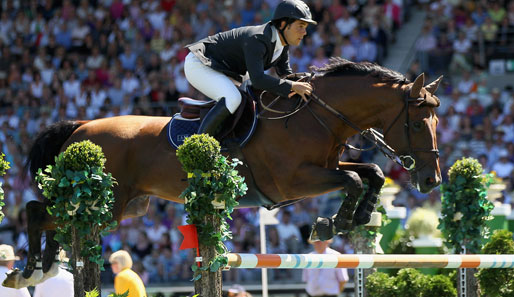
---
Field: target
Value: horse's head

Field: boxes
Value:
[384,73,442,193]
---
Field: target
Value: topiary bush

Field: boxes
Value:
[0,153,10,223]
[177,134,247,279]
[366,268,456,297]
[36,140,117,267]
[60,141,105,171]
[438,157,494,253]
[176,134,221,173]
[476,229,514,297]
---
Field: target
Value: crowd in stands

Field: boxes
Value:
[0,0,513,287]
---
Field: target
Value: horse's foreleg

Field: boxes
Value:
[331,170,363,234]
[338,162,385,226]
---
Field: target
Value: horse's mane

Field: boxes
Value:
[312,57,409,84]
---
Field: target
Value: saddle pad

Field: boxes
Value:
[167,114,201,149]
[167,108,258,150]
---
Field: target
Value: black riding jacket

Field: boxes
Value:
[186,22,293,97]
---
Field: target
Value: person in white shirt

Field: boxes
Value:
[492,150,514,179]
[302,240,349,297]
[0,244,31,297]
[33,250,73,297]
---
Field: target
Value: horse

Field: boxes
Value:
[5,58,442,288]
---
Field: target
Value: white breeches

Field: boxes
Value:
[184,52,242,114]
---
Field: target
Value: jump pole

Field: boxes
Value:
[225,254,514,269]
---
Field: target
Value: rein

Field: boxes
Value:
[257,73,439,172]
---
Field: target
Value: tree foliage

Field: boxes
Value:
[477,230,514,297]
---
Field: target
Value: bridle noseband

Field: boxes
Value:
[257,73,439,172]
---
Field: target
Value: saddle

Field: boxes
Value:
[167,87,258,149]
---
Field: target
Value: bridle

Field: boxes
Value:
[257,74,439,172]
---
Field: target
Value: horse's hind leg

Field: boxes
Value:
[3,200,55,288]
[339,162,385,226]
[42,230,59,273]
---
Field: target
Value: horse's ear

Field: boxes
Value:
[425,75,443,95]
[410,73,425,98]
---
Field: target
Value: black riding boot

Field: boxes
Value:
[198,97,231,136]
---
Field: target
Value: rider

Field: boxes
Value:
[184,0,316,135]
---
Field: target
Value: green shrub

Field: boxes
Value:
[367,272,397,297]
[477,230,514,297]
[424,274,457,296]
[366,269,456,297]
[176,134,221,172]
[396,268,425,296]
[438,157,494,253]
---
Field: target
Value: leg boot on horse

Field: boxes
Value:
[339,162,385,226]
[309,170,364,241]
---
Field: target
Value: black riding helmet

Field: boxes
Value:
[272,0,317,25]
[272,0,317,46]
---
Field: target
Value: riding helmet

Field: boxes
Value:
[272,0,317,25]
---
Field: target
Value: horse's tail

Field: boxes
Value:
[25,121,87,178]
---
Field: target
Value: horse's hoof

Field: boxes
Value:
[2,267,44,289]
[309,217,334,241]
[332,214,353,234]
[2,268,39,288]
[2,268,20,288]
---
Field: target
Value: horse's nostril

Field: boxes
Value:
[426,177,435,186]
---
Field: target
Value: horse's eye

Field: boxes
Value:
[412,121,423,131]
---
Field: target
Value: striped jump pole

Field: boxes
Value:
[226,253,514,269]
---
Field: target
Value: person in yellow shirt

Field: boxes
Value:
[109,250,147,297]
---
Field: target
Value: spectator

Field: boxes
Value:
[302,239,349,297]
[492,150,514,179]
[450,31,472,74]
[356,33,377,62]
[33,251,74,297]
[414,24,437,73]
[335,8,358,37]
[227,284,251,297]
[110,250,147,297]
[339,37,357,61]
[277,210,302,254]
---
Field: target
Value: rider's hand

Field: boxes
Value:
[289,82,313,102]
